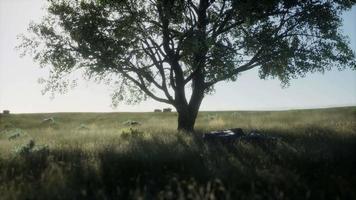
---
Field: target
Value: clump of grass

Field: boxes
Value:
[77,124,90,130]
[0,121,15,130]
[13,139,49,157]
[120,127,144,139]
[0,128,27,140]
[7,129,26,140]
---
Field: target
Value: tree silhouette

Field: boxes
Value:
[19,0,356,131]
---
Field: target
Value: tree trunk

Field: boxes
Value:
[176,91,203,132]
[177,108,197,132]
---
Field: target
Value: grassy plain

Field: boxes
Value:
[0,107,355,199]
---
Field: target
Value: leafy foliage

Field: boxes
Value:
[18,0,356,130]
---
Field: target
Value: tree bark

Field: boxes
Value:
[177,106,199,132]
[175,87,204,132]
[174,0,208,132]
[177,109,196,132]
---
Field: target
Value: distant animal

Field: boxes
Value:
[154,109,162,112]
[163,108,172,112]
[3,110,10,115]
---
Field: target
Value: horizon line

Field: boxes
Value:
[2,105,355,114]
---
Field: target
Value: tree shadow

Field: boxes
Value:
[1,127,356,199]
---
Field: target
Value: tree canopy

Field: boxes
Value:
[19,0,356,131]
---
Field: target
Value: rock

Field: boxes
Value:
[3,110,10,115]
[203,128,245,142]
[41,117,59,128]
[42,117,55,124]
[154,109,162,112]
[122,120,141,126]
[240,131,279,143]
[203,128,279,145]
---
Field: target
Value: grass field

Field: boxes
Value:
[0,107,355,199]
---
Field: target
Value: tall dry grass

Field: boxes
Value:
[0,107,355,199]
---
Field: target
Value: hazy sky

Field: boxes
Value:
[0,0,355,113]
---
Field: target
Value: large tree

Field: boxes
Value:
[19,0,355,131]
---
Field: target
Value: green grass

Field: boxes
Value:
[0,107,355,199]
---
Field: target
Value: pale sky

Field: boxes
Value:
[0,0,355,113]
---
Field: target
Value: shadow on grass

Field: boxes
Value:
[1,127,356,200]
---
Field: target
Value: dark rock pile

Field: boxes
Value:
[203,128,279,144]
[203,128,244,142]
